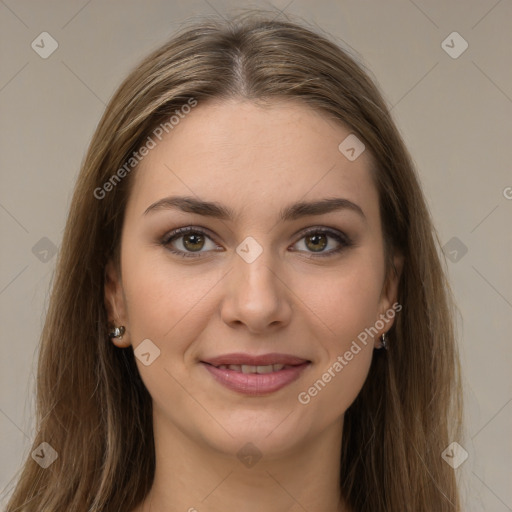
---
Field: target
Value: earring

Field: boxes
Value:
[380,332,388,350]
[109,325,126,339]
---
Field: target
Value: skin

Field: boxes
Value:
[105,98,402,512]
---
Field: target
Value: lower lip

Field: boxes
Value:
[201,362,310,396]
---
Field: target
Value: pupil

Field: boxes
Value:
[307,234,327,252]
[184,233,204,251]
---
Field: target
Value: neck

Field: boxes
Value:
[139,407,350,512]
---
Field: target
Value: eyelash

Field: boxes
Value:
[160,226,353,259]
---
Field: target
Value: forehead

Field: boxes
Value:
[126,98,379,225]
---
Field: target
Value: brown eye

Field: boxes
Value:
[161,226,220,258]
[182,233,206,252]
[291,228,352,258]
[304,233,328,252]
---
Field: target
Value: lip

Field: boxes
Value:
[202,352,309,367]
[200,353,311,396]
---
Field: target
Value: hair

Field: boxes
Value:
[4,9,463,512]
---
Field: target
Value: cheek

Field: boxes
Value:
[328,277,382,344]
[293,257,382,412]
[296,269,380,418]
[121,247,222,349]
[299,255,384,340]
[298,343,373,428]
[120,250,221,408]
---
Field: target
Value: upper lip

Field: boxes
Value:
[201,353,310,367]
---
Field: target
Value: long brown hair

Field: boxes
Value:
[5,9,463,511]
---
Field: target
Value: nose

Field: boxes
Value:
[220,247,293,334]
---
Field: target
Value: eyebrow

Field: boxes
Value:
[143,195,366,223]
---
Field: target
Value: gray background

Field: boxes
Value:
[1,1,511,510]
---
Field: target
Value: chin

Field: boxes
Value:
[198,410,314,459]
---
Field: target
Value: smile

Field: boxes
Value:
[214,363,288,373]
[200,353,311,395]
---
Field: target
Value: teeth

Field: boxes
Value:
[217,364,287,373]
[256,365,274,374]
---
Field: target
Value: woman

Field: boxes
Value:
[6,10,463,512]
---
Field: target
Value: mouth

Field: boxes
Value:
[210,363,295,374]
[200,353,311,396]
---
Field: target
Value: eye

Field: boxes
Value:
[160,226,352,259]
[161,226,220,258]
[291,227,352,258]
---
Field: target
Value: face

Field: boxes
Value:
[105,98,401,457]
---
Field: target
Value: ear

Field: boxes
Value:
[104,259,130,348]
[375,252,404,346]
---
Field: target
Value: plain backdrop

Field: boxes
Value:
[1,1,511,510]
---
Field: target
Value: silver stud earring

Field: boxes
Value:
[109,325,126,339]
[380,332,388,350]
